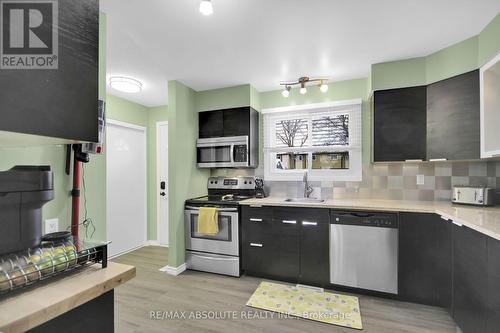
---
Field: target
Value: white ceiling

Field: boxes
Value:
[101,0,500,107]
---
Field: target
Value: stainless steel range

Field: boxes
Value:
[185,176,257,277]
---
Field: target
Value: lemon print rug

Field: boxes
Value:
[246,281,363,330]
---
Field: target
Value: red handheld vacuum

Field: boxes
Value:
[66,144,90,248]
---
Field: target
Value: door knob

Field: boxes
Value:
[160,192,166,197]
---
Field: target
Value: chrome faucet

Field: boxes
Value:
[303,171,314,198]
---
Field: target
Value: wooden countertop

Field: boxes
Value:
[0,262,136,333]
[241,197,500,241]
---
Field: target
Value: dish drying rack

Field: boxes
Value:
[0,237,108,296]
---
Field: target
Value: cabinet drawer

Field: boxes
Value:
[242,206,273,220]
[273,207,329,222]
[242,238,299,283]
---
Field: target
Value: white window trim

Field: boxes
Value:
[262,99,362,182]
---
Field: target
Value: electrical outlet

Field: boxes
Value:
[416,174,425,185]
[45,218,59,234]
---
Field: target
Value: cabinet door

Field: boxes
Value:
[373,86,427,162]
[241,206,300,282]
[199,110,224,138]
[486,237,500,333]
[223,107,250,137]
[0,0,99,142]
[427,70,480,161]
[453,225,488,333]
[298,210,330,287]
[398,213,452,308]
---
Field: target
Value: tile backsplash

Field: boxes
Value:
[211,161,500,202]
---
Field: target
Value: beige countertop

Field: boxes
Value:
[240,197,500,241]
[0,262,136,333]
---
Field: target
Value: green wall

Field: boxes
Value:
[371,58,427,91]
[371,14,500,91]
[479,13,500,66]
[168,81,209,267]
[196,84,252,112]
[426,36,478,83]
[106,95,149,126]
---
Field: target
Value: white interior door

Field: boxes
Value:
[157,122,169,246]
[106,120,147,257]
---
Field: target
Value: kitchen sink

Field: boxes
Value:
[283,198,326,204]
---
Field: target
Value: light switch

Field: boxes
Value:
[416,174,425,185]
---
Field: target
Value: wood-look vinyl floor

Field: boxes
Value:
[112,246,458,333]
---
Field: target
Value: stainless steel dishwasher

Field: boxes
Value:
[330,211,398,294]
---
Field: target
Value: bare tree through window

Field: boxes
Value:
[276,119,308,147]
[313,114,349,146]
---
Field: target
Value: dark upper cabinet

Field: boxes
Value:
[0,0,99,142]
[453,225,488,333]
[199,110,223,138]
[198,107,258,138]
[427,70,480,161]
[398,213,452,309]
[222,107,251,137]
[373,86,427,162]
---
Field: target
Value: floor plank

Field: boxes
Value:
[112,246,457,333]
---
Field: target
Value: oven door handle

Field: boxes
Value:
[185,206,238,212]
[191,254,238,261]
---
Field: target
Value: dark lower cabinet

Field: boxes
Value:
[398,213,452,308]
[241,206,299,282]
[453,225,488,333]
[486,237,500,333]
[243,206,500,333]
[241,206,329,286]
[298,210,330,287]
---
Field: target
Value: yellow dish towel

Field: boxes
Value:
[197,207,219,235]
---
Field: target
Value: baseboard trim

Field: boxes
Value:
[159,263,187,276]
[108,244,146,260]
[146,240,169,247]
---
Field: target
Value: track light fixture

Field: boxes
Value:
[299,83,307,95]
[279,76,329,97]
[281,85,291,97]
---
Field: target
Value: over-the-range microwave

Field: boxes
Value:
[196,136,257,168]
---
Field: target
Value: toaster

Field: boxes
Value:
[452,186,496,206]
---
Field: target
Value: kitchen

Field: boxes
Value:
[1,1,500,333]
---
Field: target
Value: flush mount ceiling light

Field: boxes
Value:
[199,0,214,16]
[109,76,143,93]
[280,77,329,98]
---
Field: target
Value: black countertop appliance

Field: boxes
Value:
[0,166,54,255]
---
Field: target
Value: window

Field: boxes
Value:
[263,100,362,181]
